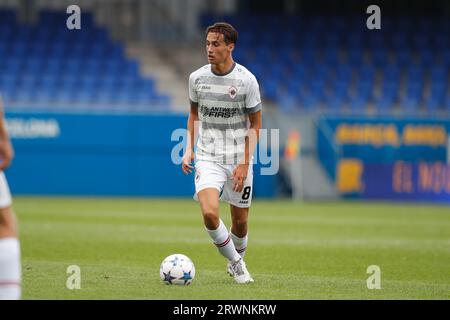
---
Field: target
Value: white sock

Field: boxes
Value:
[206,220,241,262]
[230,231,248,258]
[0,237,21,300]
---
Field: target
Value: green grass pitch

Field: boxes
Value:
[14,197,450,299]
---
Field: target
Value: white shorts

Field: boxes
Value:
[0,172,12,209]
[193,160,253,208]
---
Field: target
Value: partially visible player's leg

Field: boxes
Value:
[0,173,21,300]
[197,187,220,230]
[222,164,254,283]
[226,206,250,279]
[230,205,248,257]
[226,163,253,258]
[194,160,241,263]
[197,188,241,262]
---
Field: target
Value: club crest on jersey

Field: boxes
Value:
[228,86,237,99]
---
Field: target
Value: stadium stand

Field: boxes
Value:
[0,9,171,111]
[1,7,448,115]
[201,14,450,114]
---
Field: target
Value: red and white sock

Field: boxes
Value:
[0,237,21,300]
[230,232,248,258]
[206,220,241,262]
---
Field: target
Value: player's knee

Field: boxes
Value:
[202,210,219,229]
[202,210,219,222]
[233,217,247,228]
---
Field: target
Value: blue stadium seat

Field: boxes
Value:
[233,49,247,64]
[323,51,340,65]
[429,67,448,83]
[357,65,376,83]
[291,63,308,79]
[445,96,450,110]
[286,78,303,95]
[334,64,352,77]
[278,33,296,50]
[412,34,430,51]
[375,94,396,111]
[330,81,350,98]
[393,50,412,66]
[348,95,369,112]
[300,49,317,63]
[345,49,364,65]
[278,95,299,113]
[34,90,55,103]
[0,26,13,43]
[400,95,421,111]
[9,41,29,57]
[433,34,449,51]
[54,91,77,103]
[76,91,97,104]
[424,94,444,112]
[347,31,364,46]
[23,58,45,74]
[29,42,49,58]
[96,91,118,104]
[323,93,346,110]
[442,51,450,67]
[302,93,321,110]
[262,82,279,102]
[4,58,23,73]
[367,33,386,50]
[38,75,58,91]
[382,66,401,82]
[0,75,18,94]
[417,50,436,67]
[100,77,120,91]
[389,32,409,51]
[11,89,35,103]
[0,9,17,25]
[400,82,424,110]
[406,67,425,84]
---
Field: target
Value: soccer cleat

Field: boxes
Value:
[226,261,233,276]
[229,258,254,284]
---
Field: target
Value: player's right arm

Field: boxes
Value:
[181,101,198,174]
[182,72,200,174]
[0,95,14,170]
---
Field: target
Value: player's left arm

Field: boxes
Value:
[0,95,14,170]
[232,74,262,192]
[244,110,261,165]
[232,110,262,193]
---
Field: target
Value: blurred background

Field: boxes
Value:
[0,0,449,203]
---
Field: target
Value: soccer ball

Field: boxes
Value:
[160,254,195,285]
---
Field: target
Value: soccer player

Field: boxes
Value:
[0,94,21,299]
[182,22,262,284]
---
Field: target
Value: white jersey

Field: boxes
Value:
[189,62,262,164]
